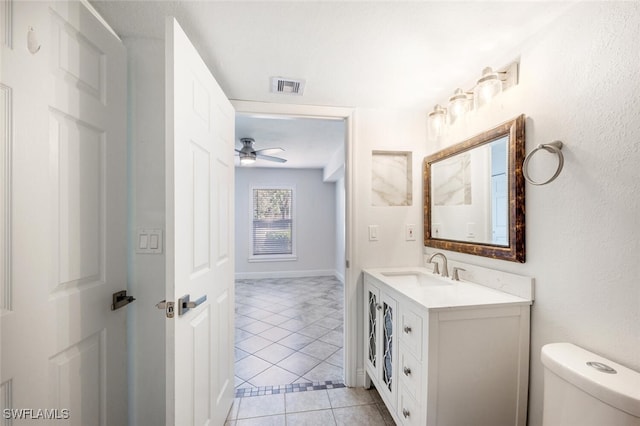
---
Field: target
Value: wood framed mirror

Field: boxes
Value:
[423,115,525,262]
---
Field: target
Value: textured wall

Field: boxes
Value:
[125,37,166,426]
[428,3,640,424]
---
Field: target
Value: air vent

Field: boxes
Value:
[271,77,305,95]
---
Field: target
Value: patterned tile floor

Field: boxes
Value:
[235,276,344,391]
[226,386,394,426]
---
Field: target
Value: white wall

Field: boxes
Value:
[335,176,346,282]
[235,167,338,278]
[354,108,427,270]
[419,3,640,425]
[350,108,428,384]
[125,37,165,426]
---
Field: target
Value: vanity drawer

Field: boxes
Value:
[400,307,423,358]
[398,384,421,426]
[399,346,422,400]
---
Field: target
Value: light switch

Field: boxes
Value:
[149,234,159,249]
[369,225,379,241]
[139,234,149,249]
[136,228,163,254]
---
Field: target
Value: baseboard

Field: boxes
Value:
[334,269,345,284]
[235,269,337,280]
[356,368,367,388]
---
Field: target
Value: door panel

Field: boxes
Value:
[1,1,127,424]
[166,17,235,425]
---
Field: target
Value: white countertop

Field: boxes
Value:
[363,267,532,311]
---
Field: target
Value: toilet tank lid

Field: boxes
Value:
[541,343,640,418]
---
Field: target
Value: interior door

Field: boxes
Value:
[1,1,127,424]
[165,17,235,425]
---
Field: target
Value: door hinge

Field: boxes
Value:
[346,260,350,268]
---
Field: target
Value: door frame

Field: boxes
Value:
[230,100,357,387]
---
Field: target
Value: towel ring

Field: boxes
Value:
[523,141,564,185]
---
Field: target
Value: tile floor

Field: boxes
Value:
[235,276,344,390]
[225,386,394,425]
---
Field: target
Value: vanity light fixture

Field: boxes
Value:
[428,104,447,140]
[448,88,472,124]
[427,60,519,140]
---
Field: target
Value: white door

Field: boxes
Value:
[164,18,235,425]
[1,1,127,424]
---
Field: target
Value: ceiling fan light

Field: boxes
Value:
[240,156,255,166]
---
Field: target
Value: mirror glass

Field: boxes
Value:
[430,135,508,245]
[424,115,525,262]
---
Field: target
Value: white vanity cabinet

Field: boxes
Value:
[363,269,531,426]
[364,278,399,409]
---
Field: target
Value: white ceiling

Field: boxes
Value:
[235,114,345,169]
[91,0,574,168]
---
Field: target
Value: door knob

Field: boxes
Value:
[178,294,207,316]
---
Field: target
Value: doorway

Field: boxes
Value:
[230,101,356,394]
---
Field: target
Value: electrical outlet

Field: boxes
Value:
[406,224,416,241]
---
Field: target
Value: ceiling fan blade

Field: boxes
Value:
[254,147,284,155]
[256,153,287,163]
[235,149,242,153]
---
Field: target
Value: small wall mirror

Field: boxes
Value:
[423,115,525,262]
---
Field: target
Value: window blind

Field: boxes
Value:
[252,188,293,256]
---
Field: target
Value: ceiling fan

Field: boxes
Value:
[235,138,287,165]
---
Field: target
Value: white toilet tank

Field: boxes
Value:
[541,343,640,426]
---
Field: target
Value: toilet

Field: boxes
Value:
[541,342,640,425]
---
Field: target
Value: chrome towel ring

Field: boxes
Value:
[522,141,564,185]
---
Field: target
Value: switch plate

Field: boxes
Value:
[368,225,379,241]
[137,228,163,254]
[406,224,416,241]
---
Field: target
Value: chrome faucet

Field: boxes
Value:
[427,252,449,278]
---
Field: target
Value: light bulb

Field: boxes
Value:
[240,156,256,166]
[474,67,502,109]
[428,105,447,140]
[448,88,471,124]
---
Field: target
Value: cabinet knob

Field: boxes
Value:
[376,303,382,311]
[402,408,410,418]
[403,325,412,333]
[403,366,411,376]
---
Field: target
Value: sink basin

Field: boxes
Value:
[380,271,450,287]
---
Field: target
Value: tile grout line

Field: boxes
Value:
[235,276,345,398]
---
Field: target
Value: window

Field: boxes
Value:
[251,187,295,260]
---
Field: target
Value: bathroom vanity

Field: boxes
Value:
[363,266,532,426]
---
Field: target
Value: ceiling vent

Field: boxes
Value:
[271,77,305,95]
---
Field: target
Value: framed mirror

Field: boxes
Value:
[423,115,525,262]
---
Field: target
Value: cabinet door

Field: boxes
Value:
[364,281,380,374]
[379,291,398,407]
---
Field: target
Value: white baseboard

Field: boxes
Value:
[334,269,345,284]
[235,269,338,280]
[356,368,367,388]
